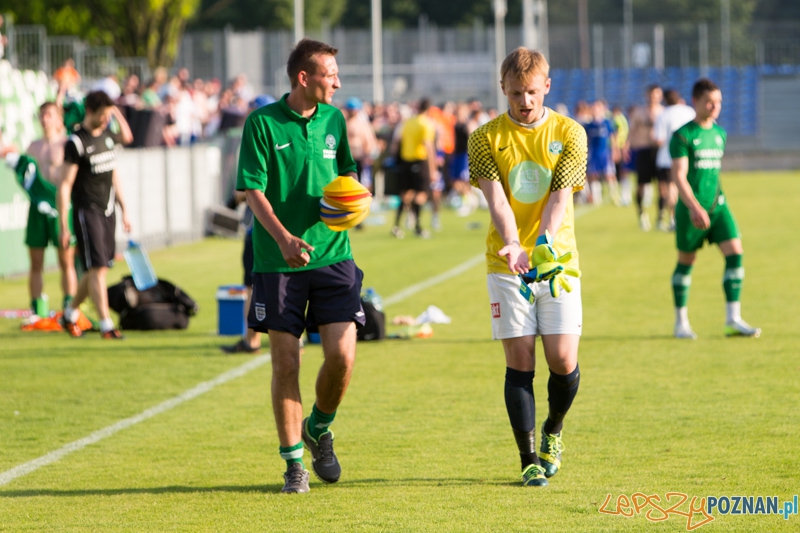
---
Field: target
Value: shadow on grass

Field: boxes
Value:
[0,477,517,498]
[0,484,278,497]
[375,338,492,346]
[582,334,675,342]
[0,338,254,357]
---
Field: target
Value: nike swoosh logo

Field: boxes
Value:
[498,146,510,151]
[275,142,291,150]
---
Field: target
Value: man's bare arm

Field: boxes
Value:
[245,189,315,269]
[671,156,709,229]
[58,164,78,248]
[478,177,529,274]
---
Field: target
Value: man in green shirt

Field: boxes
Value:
[236,38,363,494]
[669,78,760,340]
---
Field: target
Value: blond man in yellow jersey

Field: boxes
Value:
[467,47,587,487]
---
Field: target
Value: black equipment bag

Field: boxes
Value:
[357,298,386,341]
[107,276,199,330]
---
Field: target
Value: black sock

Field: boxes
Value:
[394,201,405,226]
[636,187,644,214]
[543,365,580,435]
[411,202,422,231]
[658,195,666,212]
[504,367,539,468]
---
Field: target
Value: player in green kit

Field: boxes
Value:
[669,78,760,339]
[3,102,77,321]
[236,39,364,494]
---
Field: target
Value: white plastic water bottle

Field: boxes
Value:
[364,287,383,312]
[124,240,158,290]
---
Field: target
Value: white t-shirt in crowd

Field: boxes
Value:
[653,103,696,169]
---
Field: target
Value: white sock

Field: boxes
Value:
[591,181,603,204]
[726,302,741,324]
[100,318,115,333]
[64,305,79,323]
[621,178,632,202]
[675,307,689,327]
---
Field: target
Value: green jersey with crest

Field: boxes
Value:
[236,95,357,273]
[669,121,727,211]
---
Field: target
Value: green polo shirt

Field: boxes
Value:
[236,94,357,273]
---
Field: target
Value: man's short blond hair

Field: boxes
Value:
[501,47,550,84]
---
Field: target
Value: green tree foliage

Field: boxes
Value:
[190,0,347,31]
[335,0,761,29]
[4,0,200,67]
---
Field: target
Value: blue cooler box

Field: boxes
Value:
[217,285,248,336]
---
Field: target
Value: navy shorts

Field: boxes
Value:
[248,259,365,337]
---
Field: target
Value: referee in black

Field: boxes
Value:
[57,90,131,339]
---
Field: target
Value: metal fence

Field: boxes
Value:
[171,20,800,99]
[2,19,148,84]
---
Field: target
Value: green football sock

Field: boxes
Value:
[63,295,73,310]
[723,254,743,302]
[307,404,336,441]
[672,263,693,308]
[279,442,304,470]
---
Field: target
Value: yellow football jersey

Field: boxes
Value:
[400,114,436,162]
[467,108,587,275]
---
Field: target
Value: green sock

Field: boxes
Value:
[279,442,304,470]
[63,295,73,310]
[31,299,38,313]
[308,404,336,441]
[672,263,693,307]
[723,254,743,302]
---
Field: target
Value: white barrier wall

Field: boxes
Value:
[115,143,223,250]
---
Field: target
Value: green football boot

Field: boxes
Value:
[538,426,565,478]
[724,319,761,338]
[521,463,548,487]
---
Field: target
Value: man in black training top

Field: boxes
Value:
[58,90,131,339]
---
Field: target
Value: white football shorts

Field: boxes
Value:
[486,273,583,340]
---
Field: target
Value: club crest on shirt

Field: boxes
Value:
[324,134,337,159]
[509,161,552,204]
[548,141,563,155]
[255,303,266,321]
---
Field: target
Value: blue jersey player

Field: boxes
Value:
[584,100,620,205]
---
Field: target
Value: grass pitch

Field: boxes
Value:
[1,171,799,532]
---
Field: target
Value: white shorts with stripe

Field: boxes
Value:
[486,273,582,340]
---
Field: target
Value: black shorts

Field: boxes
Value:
[247,259,365,337]
[656,167,672,183]
[74,207,116,270]
[242,231,254,287]
[399,160,430,193]
[635,147,659,183]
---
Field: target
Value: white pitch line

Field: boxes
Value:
[0,355,271,486]
[382,253,485,307]
[0,204,598,487]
